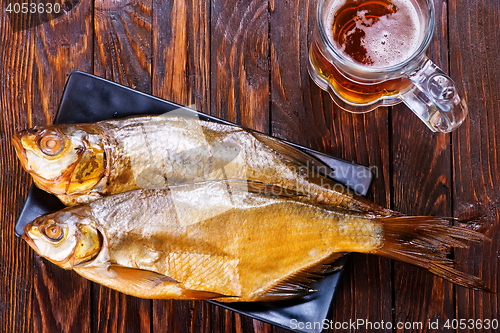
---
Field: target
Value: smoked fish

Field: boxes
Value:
[22,180,488,302]
[12,114,392,216]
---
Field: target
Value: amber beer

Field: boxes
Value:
[310,0,422,105]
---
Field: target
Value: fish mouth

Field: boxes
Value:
[22,222,40,253]
[11,133,29,170]
[21,232,39,254]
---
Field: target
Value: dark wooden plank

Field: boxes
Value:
[211,0,269,132]
[152,0,210,114]
[93,0,153,331]
[93,288,151,332]
[390,0,455,330]
[2,3,96,332]
[30,0,93,125]
[153,300,267,333]
[449,0,500,328]
[153,300,196,332]
[270,0,322,146]
[390,125,455,329]
[270,0,393,331]
[94,0,153,91]
[321,110,393,333]
[0,12,35,333]
[32,257,92,333]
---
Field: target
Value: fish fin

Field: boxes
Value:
[316,252,346,272]
[322,254,346,274]
[374,216,492,292]
[228,179,307,198]
[251,132,332,173]
[257,287,316,301]
[109,265,178,288]
[257,253,346,301]
[167,179,307,199]
[253,132,398,217]
[180,289,236,300]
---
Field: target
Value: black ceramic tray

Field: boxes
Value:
[15,71,373,333]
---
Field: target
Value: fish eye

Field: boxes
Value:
[38,131,64,156]
[43,223,64,242]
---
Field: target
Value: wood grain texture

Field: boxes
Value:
[322,112,394,333]
[449,0,500,329]
[32,0,93,125]
[390,0,456,330]
[0,7,36,333]
[153,300,266,333]
[32,257,91,333]
[153,0,210,113]
[93,288,151,333]
[211,0,269,132]
[94,0,153,91]
[270,0,319,145]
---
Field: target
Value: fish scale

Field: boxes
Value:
[84,184,384,299]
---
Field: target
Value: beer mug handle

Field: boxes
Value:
[400,56,468,133]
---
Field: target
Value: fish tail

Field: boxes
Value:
[373,216,491,291]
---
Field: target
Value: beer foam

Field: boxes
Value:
[325,0,422,68]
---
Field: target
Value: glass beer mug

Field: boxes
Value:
[308,0,468,133]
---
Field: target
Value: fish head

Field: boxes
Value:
[12,124,106,195]
[23,209,103,269]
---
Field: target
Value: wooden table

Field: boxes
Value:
[1,0,498,332]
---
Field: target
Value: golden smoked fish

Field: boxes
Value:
[22,180,488,302]
[12,114,392,216]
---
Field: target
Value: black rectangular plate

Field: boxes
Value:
[15,71,373,333]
